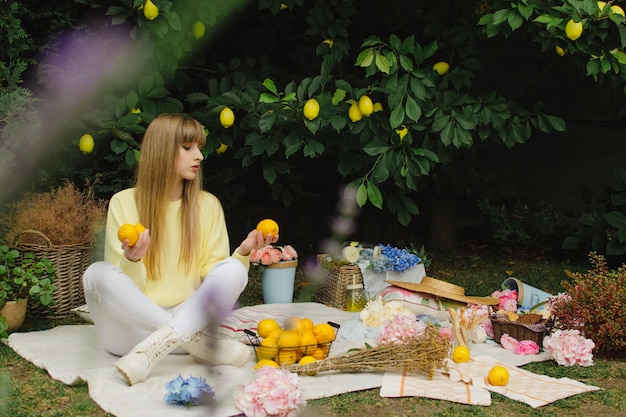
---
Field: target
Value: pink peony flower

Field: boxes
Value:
[280,245,298,261]
[492,288,519,312]
[500,333,519,351]
[499,334,539,355]
[515,340,540,355]
[543,329,595,367]
[234,367,306,417]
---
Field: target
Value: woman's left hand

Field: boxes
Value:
[236,229,278,256]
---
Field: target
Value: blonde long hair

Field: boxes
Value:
[134,113,206,280]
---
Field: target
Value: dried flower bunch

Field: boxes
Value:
[549,252,626,353]
[3,180,106,246]
[284,324,450,379]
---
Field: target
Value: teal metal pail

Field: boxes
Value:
[261,260,297,304]
[502,277,552,309]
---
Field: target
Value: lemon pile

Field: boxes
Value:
[253,316,336,370]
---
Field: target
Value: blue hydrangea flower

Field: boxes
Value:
[368,244,421,273]
[164,374,214,407]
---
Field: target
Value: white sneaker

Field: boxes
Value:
[183,331,251,367]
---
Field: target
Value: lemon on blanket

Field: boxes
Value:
[254,359,279,370]
[488,365,510,386]
[451,345,470,363]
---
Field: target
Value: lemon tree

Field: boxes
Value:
[19,0,626,250]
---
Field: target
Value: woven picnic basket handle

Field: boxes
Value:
[13,230,53,247]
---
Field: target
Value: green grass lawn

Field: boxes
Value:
[2,249,625,417]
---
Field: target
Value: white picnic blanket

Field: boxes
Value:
[5,302,592,416]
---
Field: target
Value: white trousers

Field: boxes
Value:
[82,258,248,356]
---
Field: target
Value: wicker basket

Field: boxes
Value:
[314,254,363,310]
[244,322,340,364]
[490,313,552,347]
[14,230,94,319]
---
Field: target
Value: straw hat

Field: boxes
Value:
[386,277,498,305]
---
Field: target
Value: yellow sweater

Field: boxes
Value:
[104,188,249,307]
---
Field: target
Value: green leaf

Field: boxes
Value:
[611,49,626,65]
[263,165,277,184]
[259,111,278,132]
[399,54,414,72]
[259,93,280,103]
[508,11,524,30]
[492,9,511,25]
[533,14,553,24]
[375,52,390,74]
[304,117,321,135]
[356,48,375,67]
[389,104,405,129]
[332,88,347,105]
[263,78,278,95]
[518,4,533,20]
[356,183,367,207]
[405,95,422,122]
[367,183,384,209]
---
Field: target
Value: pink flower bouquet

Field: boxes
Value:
[491,288,518,312]
[234,366,306,417]
[250,245,298,267]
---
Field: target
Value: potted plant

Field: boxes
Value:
[0,244,56,337]
[1,180,105,319]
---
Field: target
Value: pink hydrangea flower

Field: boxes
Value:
[378,315,426,345]
[543,329,595,367]
[234,367,306,417]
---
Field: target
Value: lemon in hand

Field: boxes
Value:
[79,134,94,154]
[303,98,320,121]
[219,107,235,128]
[565,19,583,41]
[118,224,140,246]
[256,218,279,238]
[488,365,510,386]
[451,345,470,363]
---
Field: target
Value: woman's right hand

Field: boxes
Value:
[122,229,150,262]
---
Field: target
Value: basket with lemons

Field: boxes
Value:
[245,316,340,371]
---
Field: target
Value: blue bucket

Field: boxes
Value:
[502,277,552,309]
[261,260,297,304]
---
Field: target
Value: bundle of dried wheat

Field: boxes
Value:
[283,324,450,379]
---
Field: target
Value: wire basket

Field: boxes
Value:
[490,312,552,347]
[14,230,94,319]
[314,254,363,310]
[245,321,340,365]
